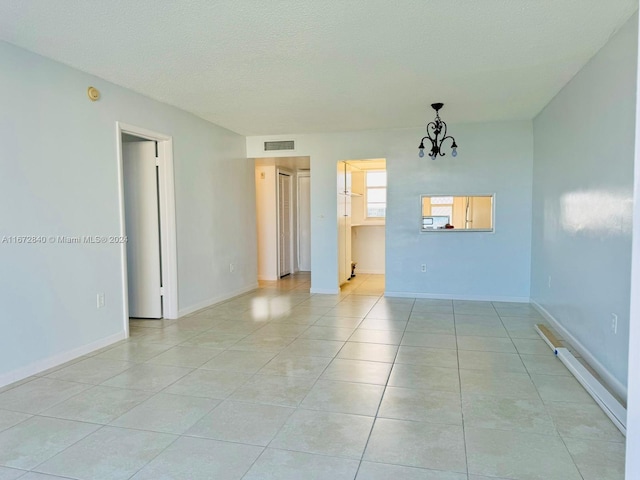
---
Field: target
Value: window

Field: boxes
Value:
[429,196,454,220]
[421,195,494,231]
[366,170,387,218]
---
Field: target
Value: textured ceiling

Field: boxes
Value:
[0,1,637,135]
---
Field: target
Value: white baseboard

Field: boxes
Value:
[257,275,277,281]
[0,331,126,389]
[558,347,626,434]
[354,269,385,275]
[310,288,341,295]
[385,291,530,303]
[532,300,627,401]
[178,283,259,317]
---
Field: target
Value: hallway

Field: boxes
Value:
[0,277,625,479]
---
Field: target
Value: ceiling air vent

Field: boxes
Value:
[264,140,295,151]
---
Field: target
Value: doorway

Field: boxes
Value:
[254,156,311,282]
[116,123,178,335]
[122,139,162,318]
[278,170,293,278]
[337,158,387,290]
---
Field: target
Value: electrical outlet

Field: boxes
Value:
[421,264,427,273]
[229,263,235,273]
[97,293,105,309]
[548,276,552,288]
[611,313,618,334]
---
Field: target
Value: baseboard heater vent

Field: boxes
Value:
[264,140,294,151]
[535,324,627,435]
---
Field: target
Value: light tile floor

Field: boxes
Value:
[0,274,625,479]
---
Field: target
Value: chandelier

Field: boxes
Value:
[418,103,458,159]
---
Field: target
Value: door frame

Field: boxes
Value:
[116,122,179,336]
[276,168,294,278]
[296,171,311,272]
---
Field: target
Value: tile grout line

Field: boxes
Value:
[89,304,280,479]
[233,286,378,478]
[26,422,108,476]
[496,302,586,480]
[495,302,588,480]
[353,296,416,479]
[241,277,379,479]
[452,302,471,479]
[195,285,397,477]
[118,288,298,480]
[122,428,184,480]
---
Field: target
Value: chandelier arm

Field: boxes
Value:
[438,135,457,156]
[441,134,456,144]
[420,136,437,150]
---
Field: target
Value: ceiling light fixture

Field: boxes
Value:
[418,103,458,160]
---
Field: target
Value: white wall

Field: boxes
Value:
[255,165,278,280]
[297,172,312,271]
[350,169,385,274]
[626,10,640,473]
[0,41,257,385]
[247,121,533,299]
[352,226,385,274]
[531,15,637,395]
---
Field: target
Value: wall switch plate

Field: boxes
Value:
[229,263,235,273]
[97,293,105,309]
[421,264,427,272]
[611,313,618,334]
[548,276,552,288]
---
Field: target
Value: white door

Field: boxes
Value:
[337,162,346,284]
[298,174,311,271]
[337,162,352,285]
[278,172,292,277]
[123,141,163,318]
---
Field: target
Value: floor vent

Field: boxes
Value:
[264,140,294,151]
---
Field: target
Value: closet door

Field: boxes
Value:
[278,172,292,277]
